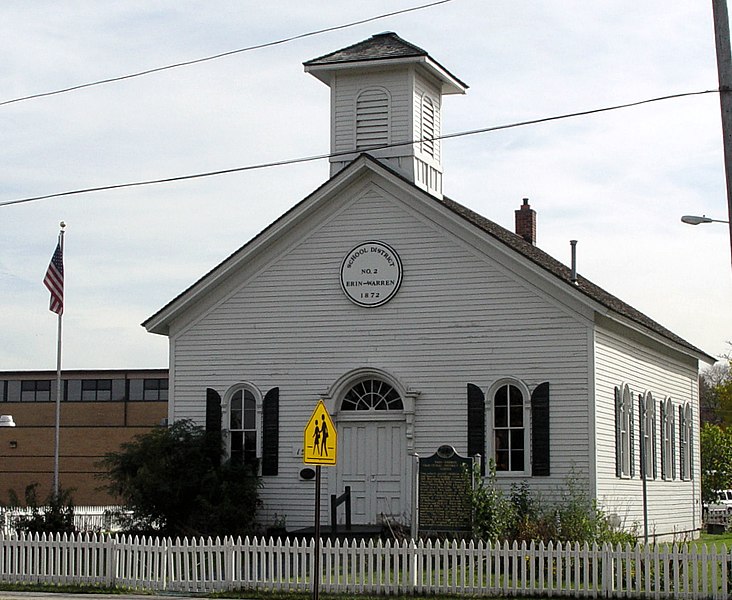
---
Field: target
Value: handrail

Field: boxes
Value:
[330,485,351,533]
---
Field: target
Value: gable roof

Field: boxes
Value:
[304,32,467,94]
[437,193,707,358]
[143,153,709,361]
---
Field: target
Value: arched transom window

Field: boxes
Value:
[341,379,403,411]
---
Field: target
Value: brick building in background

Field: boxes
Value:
[0,369,167,505]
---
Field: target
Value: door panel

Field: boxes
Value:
[336,420,406,525]
[339,424,370,522]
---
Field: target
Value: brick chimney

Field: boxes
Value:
[515,198,536,245]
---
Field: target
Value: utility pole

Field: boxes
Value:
[711,0,732,268]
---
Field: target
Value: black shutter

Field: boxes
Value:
[671,404,677,480]
[614,387,622,477]
[262,387,279,476]
[651,402,657,480]
[206,388,222,432]
[205,388,222,464]
[689,406,694,480]
[467,383,485,475]
[531,382,550,476]
[629,397,635,478]
[660,400,666,480]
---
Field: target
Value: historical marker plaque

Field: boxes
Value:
[418,445,473,535]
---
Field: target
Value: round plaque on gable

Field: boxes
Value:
[340,241,403,307]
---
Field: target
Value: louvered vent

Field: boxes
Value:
[355,88,390,150]
[421,95,435,156]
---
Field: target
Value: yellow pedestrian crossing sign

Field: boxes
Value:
[304,400,337,465]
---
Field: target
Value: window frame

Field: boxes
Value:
[223,383,262,468]
[20,379,52,402]
[680,402,693,480]
[487,379,530,476]
[660,397,676,481]
[639,391,656,480]
[340,378,403,412]
[615,384,634,479]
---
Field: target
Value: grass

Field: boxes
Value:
[696,531,732,550]
[0,586,533,600]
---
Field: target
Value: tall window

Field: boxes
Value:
[615,384,634,478]
[229,388,258,465]
[660,397,676,480]
[355,88,390,150]
[639,391,656,479]
[493,382,527,472]
[680,403,693,480]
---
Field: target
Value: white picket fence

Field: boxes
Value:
[0,533,731,598]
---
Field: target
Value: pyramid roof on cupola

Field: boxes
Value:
[304,32,467,94]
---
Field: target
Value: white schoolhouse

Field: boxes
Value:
[144,33,711,540]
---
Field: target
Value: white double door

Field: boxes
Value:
[333,415,407,525]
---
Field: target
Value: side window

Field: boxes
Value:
[492,382,528,473]
[208,385,279,475]
[469,381,549,477]
[660,397,676,480]
[680,402,693,480]
[639,391,657,480]
[615,384,634,478]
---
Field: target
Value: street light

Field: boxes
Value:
[681,215,731,225]
[0,415,15,427]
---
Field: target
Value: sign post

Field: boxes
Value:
[303,400,337,600]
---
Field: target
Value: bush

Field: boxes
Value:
[7,484,76,534]
[469,466,636,545]
[469,461,516,541]
[99,420,261,538]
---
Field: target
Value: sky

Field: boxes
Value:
[1,1,731,372]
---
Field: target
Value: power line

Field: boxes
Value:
[0,0,455,107]
[0,89,717,208]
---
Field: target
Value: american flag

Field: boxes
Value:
[44,241,64,315]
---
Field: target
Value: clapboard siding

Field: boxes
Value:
[594,325,701,538]
[168,180,594,528]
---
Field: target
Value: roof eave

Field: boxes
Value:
[305,55,467,95]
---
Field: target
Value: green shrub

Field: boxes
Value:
[7,484,76,534]
[469,467,637,545]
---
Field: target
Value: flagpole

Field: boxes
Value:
[52,222,66,499]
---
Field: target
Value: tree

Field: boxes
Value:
[98,420,260,537]
[701,360,731,424]
[700,342,732,425]
[701,423,732,504]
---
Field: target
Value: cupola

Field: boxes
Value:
[304,32,467,198]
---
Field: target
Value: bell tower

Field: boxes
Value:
[304,32,467,198]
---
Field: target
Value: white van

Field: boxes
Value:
[716,490,732,506]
